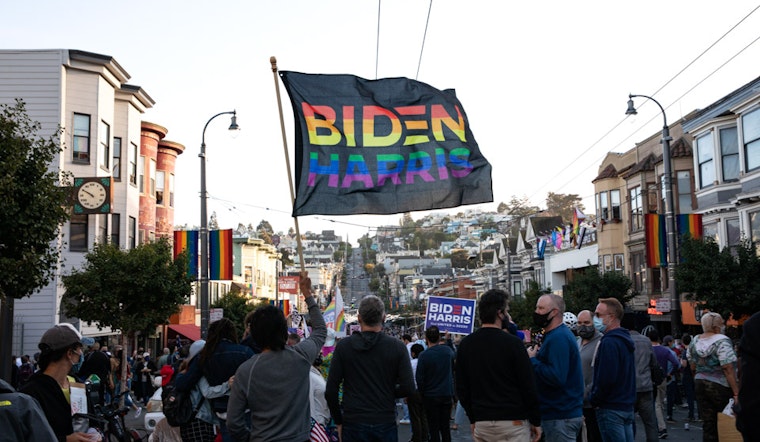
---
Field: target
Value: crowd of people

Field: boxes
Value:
[3,279,759,442]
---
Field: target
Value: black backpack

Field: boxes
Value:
[650,353,666,386]
[161,374,204,427]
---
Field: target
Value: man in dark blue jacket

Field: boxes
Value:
[589,297,636,442]
[416,325,455,442]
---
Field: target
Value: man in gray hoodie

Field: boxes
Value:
[326,295,415,442]
[622,315,659,442]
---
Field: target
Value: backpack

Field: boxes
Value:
[650,354,665,386]
[161,375,204,427]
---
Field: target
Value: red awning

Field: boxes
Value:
[167,324,200,342]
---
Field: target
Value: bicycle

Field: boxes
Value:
[74,390,148,441]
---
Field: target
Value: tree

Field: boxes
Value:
[211,289,269,340]
[563,266,635,314]
[676,237,760,321]
[0,100,72,381]
[257,220,274,244]
[499,195,541,218]
[449,249,469,269]
[61,239,193,393]
[545,192,584,222]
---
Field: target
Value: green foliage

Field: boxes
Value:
[500,195,541,218]
[508,281,550,332]
[545,192,584,222]
[676,237,760,321]
[563,266,634,314]
[211,289,266,340]
[449,249,469,269]
[0,99,71,300]
[61,239,192,335]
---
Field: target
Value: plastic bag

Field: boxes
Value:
[722,398,734,416]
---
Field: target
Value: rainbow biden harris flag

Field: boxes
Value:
[279,71,493,216]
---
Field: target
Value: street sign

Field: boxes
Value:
[656,298,671,313]
[210,308,224,323]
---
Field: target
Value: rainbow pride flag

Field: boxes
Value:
[173,230,199,278]
[209,229,233,280]
[323,286,346,337]
[645,214,667,268]
[677,214,703,240]
[270,299,291,316]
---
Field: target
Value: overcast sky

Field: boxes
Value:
[3,1,760,245]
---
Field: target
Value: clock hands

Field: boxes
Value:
[82,189,95,198]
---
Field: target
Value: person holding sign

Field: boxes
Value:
[20,323,97,442]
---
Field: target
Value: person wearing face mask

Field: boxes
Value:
[20,323,97,442]
[526,294,584,442]
[576,310,603,442]
[688,311,739,442]
[588,298,636,442]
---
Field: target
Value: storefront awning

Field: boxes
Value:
[167,324,200,342]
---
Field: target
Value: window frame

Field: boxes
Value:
[743,107,760,172]
[138,156,145,193]
[129,142,138,186]
[676,170,693,213]
[112,137,122,181]
[696,131,715,188]
[720,126,739,182]
[610,189,621,220]
[99,120,110,171]
[128,216,137,249]
[629,186,643,232]
[111,213,120,246]
[72,113,91,163]
[70,214,88,252]
[156,170,165,206]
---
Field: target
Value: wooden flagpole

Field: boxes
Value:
[270,57,306,276]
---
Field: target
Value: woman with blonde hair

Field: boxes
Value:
[688,312,739,442]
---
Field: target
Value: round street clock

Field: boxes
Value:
[73,177,112,214]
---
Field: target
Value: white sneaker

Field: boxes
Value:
[399,419,410,424]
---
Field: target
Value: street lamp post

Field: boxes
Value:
[626,94,679,335]
[200,110,239,339]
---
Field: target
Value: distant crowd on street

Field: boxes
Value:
[2,276,759,442]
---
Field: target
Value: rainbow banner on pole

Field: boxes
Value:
[676,214,703,240]
[173,230,199,278]
[645,214,667,268]
[209,229,233,280]
[323,286,346,337]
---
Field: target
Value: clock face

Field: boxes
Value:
[77,181,108,209]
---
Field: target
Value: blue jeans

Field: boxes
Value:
[543,416,582,442]
[342,422,398,442]
[595,408,634,442]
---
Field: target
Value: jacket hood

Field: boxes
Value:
[693,334,728,357]
[606,327,635,352]
[350,331,382,351]
[0,378,14,393]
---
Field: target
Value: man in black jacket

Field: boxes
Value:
[456,289,542,442]
[326,295,415,442]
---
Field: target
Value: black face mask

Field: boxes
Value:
[533,310,554,329]
[577,325,595,340]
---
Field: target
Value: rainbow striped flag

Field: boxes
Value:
[270,299,291,316]
[173,230,199,278]
[677,214,703,240]
[323,286,346,337]
[645,214,667,268]
[209,229,233,280]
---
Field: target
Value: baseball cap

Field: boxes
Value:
[39,323,92,352]
[187,340,205,363]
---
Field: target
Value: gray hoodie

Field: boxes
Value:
[0,379,58,441]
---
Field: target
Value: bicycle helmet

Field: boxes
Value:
[563,312,578,331]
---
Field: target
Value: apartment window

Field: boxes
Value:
[111,213,120,246]
[129,142,138,186]
[99,120,110,170]
[138,156,145,193]
[697,132,715,188]
[156,170,165,205]
[631,252,644,293]
[70,214,88,252]
[614,254,624,271]
[149,159,156,197]
[128,216,136,249]
[703,221,719,244]
[603,255,613,272]
[727,218,741,247]
[743,108,760,172]
[97,214,108,245]
[720,127,739,181]
[112,137,122,181]
[513,280,522,297]
[630,187,643,231]
[647,183,659,213]
[73,113,90,162]
[677,171,693,212]
[599,192,609,220]
[610,189,621,220]
[169,174,175,207]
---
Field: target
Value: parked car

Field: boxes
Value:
[144,378,164,432]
